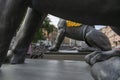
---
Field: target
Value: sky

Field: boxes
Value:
[48,14,105,30]
[48,14,59,27]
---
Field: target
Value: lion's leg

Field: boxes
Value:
[0,0,28,67]
[90,26,120,64]
[48,29,65,51]
[85,29,112,51]
[9,8,47,64]
[48,19,66,51]
[78,29,111,52]
[85,49,120,65]
[84,29,113,65]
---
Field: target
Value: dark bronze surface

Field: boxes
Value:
[49,19,112,52]
[0,59,94,80]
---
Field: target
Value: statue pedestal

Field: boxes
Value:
[1,59,94,80]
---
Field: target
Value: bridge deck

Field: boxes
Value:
[0,59,94,80]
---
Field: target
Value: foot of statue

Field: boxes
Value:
[0,60,3,67]
[4,50,13,63]
[85,51,112,65]
[48,46,59,51]
[0,56,6,67]
[86,49,120,65]
[10,53,25,64]
[10,49,26,64]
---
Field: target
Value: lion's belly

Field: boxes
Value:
[65,27,84,41]
[31,0,120,26]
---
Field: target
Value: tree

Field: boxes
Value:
[33,28,45,42]
[33,17,56,42]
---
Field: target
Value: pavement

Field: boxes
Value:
[45,50,91,55]
[0,59,94,80]
[32,50,91,60]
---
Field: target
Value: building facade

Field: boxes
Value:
[100,26,120,48]
[47,27,58,45]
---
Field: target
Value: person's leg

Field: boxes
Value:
[0,0,28,67]
[10,8,47,64]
